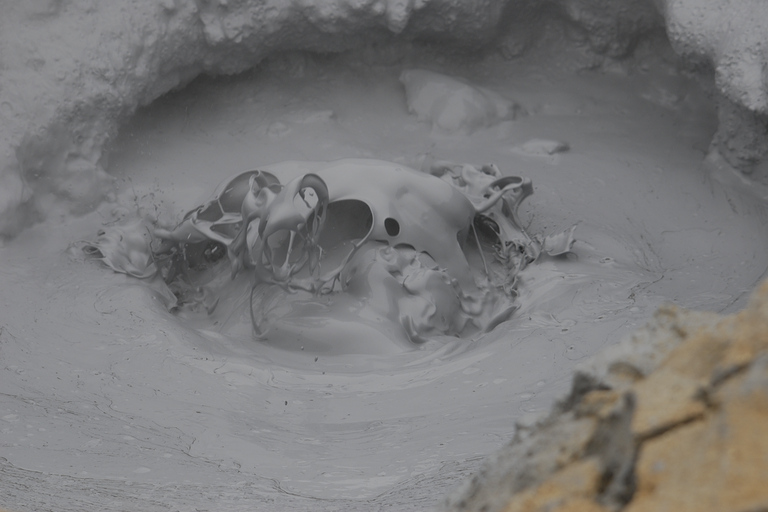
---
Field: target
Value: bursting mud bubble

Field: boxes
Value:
[81,158,575,349]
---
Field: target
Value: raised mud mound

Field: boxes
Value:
[442,279,768,512]
[1,0,768,235]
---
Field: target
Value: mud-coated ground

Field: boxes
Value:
[2,44,767,511]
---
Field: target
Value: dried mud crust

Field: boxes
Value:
[441,279,768,512]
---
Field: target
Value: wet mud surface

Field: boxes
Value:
[2,51,767,511]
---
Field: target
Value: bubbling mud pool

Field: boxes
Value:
[2,50,768,511]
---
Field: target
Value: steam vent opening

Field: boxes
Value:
[2,2,768,511]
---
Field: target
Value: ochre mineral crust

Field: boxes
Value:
[443,279,768,512]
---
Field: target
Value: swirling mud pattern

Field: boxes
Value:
[2,52,768,512]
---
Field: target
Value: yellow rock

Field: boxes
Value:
[463,280,768,512]
[506,496,609,512]
[662,279,768,380]
[626,281,768,511]
[576,389,621,420]
[628,363,768,512]
[502,458,610,512]
[630,367,706,438]
[660,322,730,380]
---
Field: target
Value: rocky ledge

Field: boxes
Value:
[441,278,768,512]
[1,0,768,235]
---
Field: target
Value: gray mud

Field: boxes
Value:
[2,49,767,511]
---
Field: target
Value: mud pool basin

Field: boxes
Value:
[1,52,767,511]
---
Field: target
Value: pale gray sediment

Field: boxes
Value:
[1,2,768,512]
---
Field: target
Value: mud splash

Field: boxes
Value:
[82,158,577,350]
